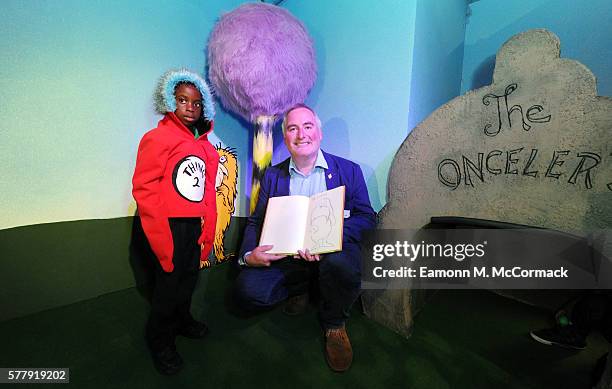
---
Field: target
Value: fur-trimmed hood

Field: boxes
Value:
[154,68,215,121]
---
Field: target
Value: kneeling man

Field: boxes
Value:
[235,104,376,372]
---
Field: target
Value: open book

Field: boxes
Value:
[259,186,345,255]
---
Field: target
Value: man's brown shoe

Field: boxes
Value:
[282,293,309,316]
[324,326,353,372]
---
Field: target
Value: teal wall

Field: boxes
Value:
[3,0,611,229]
[283,0,417,211]
[409,0,468,130]
[282,0,469,210]
[0,0,249,229]
[462,0,612,95]
[0,0,452,227]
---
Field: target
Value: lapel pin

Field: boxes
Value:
[328,173,332,179]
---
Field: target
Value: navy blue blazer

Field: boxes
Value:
[240,150,376,258]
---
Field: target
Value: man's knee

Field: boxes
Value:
[320,249,361,285]
[234,268,287,309]
[233,283,277,309]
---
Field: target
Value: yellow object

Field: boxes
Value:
[200,145,238,268]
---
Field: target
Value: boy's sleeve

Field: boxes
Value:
[198,142,219,260]
[132,133,174,272]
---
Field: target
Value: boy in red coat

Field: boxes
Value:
[132,69,218,375]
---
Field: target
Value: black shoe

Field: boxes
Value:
[151,346,183,375]
[530,326,587,350]
[177,319,209,339]
[282,294,309,316]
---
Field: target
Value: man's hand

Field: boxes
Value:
[295,249,320,262]
[245,245,285,267]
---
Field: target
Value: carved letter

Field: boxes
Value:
[438,159,461,190]
[568,152,601,189]
[507,104,532,131]
[482,92,504,137]
[522,149,539,178]
[462,153,484,187]
[486,150,503,175]
[505,148,523,175]
[545,150,570,179]
[526,105,551,123]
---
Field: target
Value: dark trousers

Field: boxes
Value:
[234,243,362,329]
[146,218,201,352]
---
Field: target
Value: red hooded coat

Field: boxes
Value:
[132,112,218,272]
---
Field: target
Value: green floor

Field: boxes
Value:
[0,265,608,389]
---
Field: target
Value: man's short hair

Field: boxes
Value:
[281,103,322,134]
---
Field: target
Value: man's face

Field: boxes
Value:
[283,107,322,159]
[174,84,203,128]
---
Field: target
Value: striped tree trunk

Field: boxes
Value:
[250,115,276,214]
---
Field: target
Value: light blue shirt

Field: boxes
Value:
[289,149,328,196]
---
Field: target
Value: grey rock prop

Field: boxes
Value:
[362,29,612,337]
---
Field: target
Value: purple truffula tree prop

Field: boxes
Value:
[208,2,316,213]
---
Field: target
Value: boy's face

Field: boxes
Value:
[174,84,203,128]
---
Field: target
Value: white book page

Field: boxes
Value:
[305,186,345,254]
[259,195,310,254]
